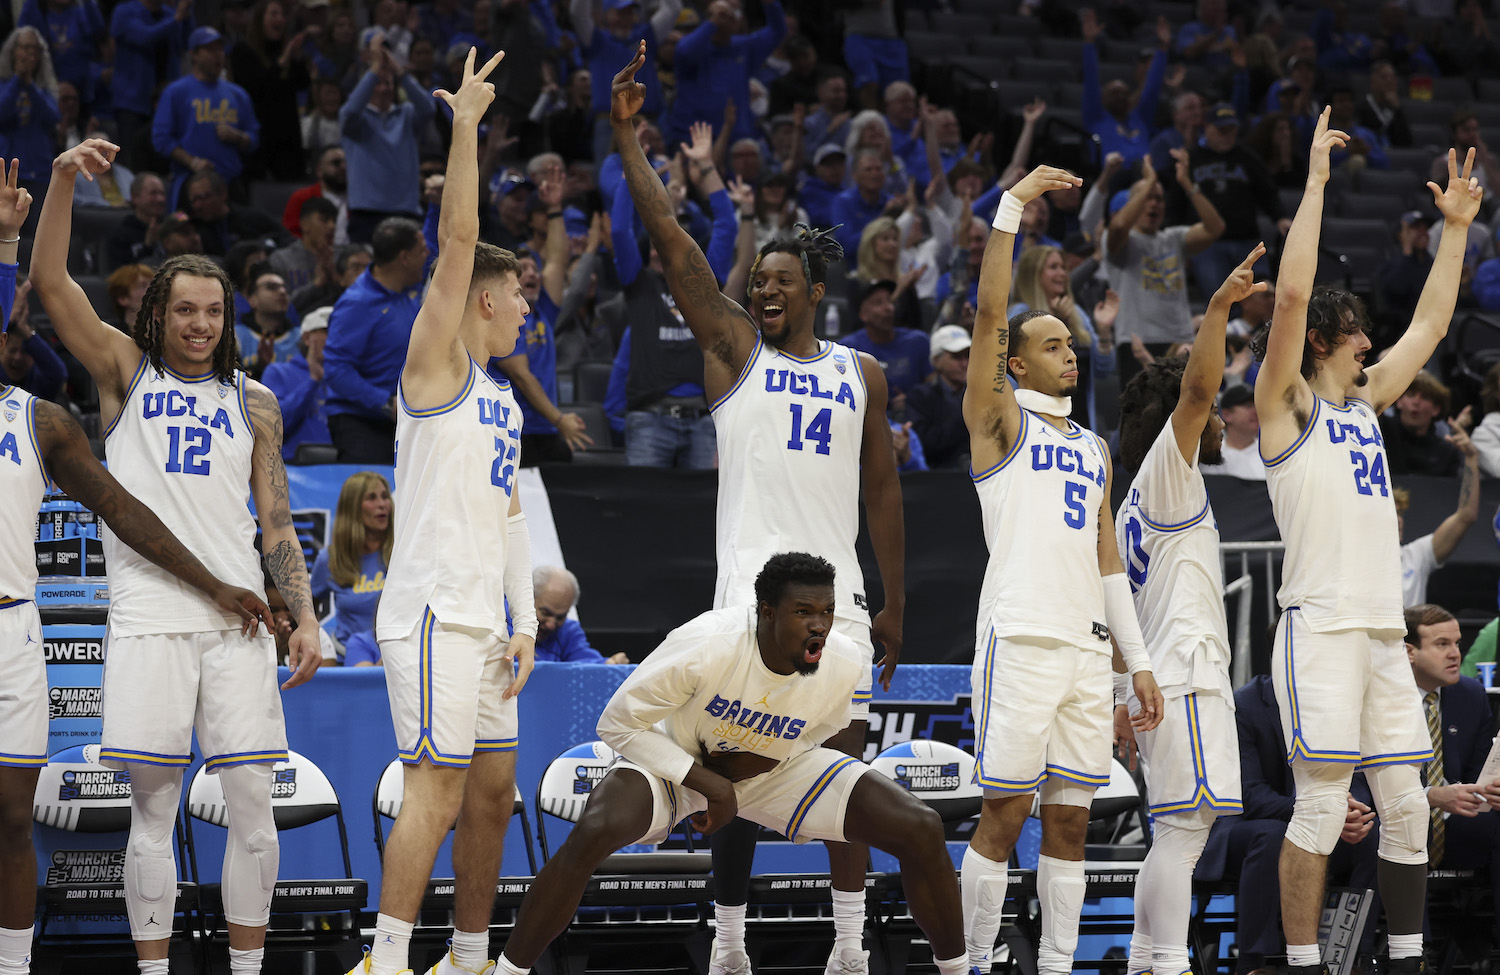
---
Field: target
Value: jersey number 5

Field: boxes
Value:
[787,404,832,455]
[1063,480,1088,529]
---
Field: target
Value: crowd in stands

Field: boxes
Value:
[3,1,1500,565]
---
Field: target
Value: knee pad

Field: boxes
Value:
[1367,765,1428,864]
[1284,763,1351,856]
[126,833,174,904]
[218,765,279,925]
[1037,857,1086,957]
[1038,776,1094,809]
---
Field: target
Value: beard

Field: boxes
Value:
[1200,438,1225,467]
[1354,369,1369,387]
[792,658,820,677]
[1058,381,1080,398]
[760,317,795,349]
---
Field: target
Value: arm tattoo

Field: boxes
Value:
[264,538,314,622]
[1459,457,1477,512]
[245,384,292,531]
[991,326,1010,394]
[35,402,221,595]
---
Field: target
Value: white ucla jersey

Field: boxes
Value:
[1264,396,1403,633]
[1116,424,1229,692]
[0,385,47,602]
[711,337,869,624]
[597,605,862,785]
[377,361,523,640]
[103,357,263,637]
[974,410,1111,651]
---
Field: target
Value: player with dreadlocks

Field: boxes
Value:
[31,138,322,975]
[1114,244,1265,975]
[612,44,907,975]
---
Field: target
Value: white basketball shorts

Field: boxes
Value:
[0,599,47,768]
[99,627,288,773]
[1272,607,1432,769]
[971,627,1113,797]
[616,746,870,845]
[1134,689,1243,818]
[834,618,875,721]
[381,607,517,768]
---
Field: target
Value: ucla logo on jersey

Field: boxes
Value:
[764,369,857,411]
[832,352,847,375]
[1326,419,1382,447]
[1030,444,1106,486]
[141,390,236,437]
[703,694,808,752]
[478,397,514,431]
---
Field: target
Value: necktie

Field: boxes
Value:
[1425,690,1445,866]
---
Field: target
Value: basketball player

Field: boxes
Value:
[1252,110,1483,975]
[31,139,322,975]
[1115,245,1266,975]
[611,45,905,975]
[960,164,1164,975]
[0,163,272,975]
[491,553,970,975]
[352,49,538,975]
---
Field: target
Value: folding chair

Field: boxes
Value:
[31,743,202,971]
[183,751,366,971]
[535,741,715,975]
[371,756,538,949]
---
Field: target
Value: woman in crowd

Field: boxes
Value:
[310,471,393,658]
[230,0,313,181]
[1248,111,1307,189]
[1008,243,1118,431]
[104,263,151,330]
[0,26,60,204]
[853,215,925,329]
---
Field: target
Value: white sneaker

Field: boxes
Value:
[824,946,870,975]
[346,947,413,975]
[424,950,496,975]
[708,947,754,975]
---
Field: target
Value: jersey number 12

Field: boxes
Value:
[787,404,832,455]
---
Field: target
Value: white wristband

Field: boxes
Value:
[1102,573,1152,675]
[992,191,1024,234]
[1113,671,1130,708]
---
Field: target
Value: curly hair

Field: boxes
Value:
[747,224,845,298]
[1119,354,1189,473]
[133,255,240,385]
[753,552,836,609]
[1249,286,1368,379]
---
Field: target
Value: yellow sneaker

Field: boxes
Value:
[424,948,496,975]
[346,946,415,975]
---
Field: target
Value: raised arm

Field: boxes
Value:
[1107,154,1157,259]
[1172,243,1266,462]
[1255,109,1345,425]
[1431,427,1480,564]
[1363,147,1486,412]
[1174,147,1226,255]
[723,176,758,303]
[35,398,273,634]
[855,354,905,690]
[609,43,757,387]
[28,143,140,407]
[681,122,737,284]
[538,177,569,305]
[402,48,505,410]
[963,165,1081,468]
[244,381,320,689]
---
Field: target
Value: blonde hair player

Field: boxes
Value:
[1252,109,1484,975]
[960,163,1164,975]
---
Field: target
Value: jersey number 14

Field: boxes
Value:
[787,404,833,455]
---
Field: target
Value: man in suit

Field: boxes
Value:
[1405,603,1500,943]
[1195,673,1380,974]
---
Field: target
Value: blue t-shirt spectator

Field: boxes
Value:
[261,352,329,459]
[339,68,434,217]
[1175,20,1237,70]
[151,71,258,206]
[1081,42,1165,166]
[839,326,932,397]
[536,618,610,663]
[831,185,890,260]
[110,0,190,117]
[667,1,785,145]
[0,76,60,182]
[798,174,844,231]
[497,290,561,436]
[323,267,424,420]
[19,0,104,99]
[343,630,381,666]
[310,546,385,645]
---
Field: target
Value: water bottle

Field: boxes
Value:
[824,303,841,338]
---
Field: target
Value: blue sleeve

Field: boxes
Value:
[23,333,67,399]
[340,70,379,136]
[972,182,1003,223]
[598,153,623,208]
[17,0,44,34]
[0,78,23,124]
[0,262,14,334]
[114,4,181,45]
[896,421,927,472]
[610,181,642,285]
[604,327,630,432]
[673,18,716,70]
[830,195,861,257]
[1475,259,1500,311]
[149,83,178,155]
[744,0,787,66]
[238,88,259,152]
[1080,43,1102,130]
[323,298,390,412]
[262,362,315,429]
[704,190,737,285]
[309,547,332,599]
[400,73,436,127]
[1136,50,1167,135]
[30,84,59,126]
[555,619,607,662]
[422,200,440,266]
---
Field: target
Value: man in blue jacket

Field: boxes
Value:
[322,217,427,464]
[533,566,628,663]
[1404,603,1500,946]
[151,26,257,208]
[339,40,434,243]
[261,306,330,460]
[110,0,191,167]
[666,0,784,147]
[1080,8,1169,168]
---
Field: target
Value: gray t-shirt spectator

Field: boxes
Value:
[1106,224,1193,344]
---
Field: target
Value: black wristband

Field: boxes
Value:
[547,210,564,219]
